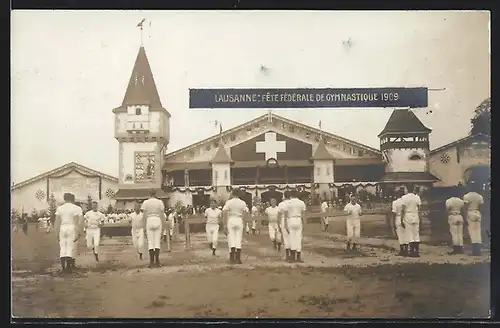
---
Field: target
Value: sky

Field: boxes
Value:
[11,10,490,183]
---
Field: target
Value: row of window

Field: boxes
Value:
[380,136,428,144]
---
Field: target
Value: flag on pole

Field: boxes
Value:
[267,109,272,122]
[318,120,322,130]
[219,123,223,138]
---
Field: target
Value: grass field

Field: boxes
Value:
[12,216,491,319]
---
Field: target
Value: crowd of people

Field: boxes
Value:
[14,181,487,275]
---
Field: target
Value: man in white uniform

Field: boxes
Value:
[205,199,222,256]
[141,189,167,268]
[250,204,259,235]
[167,209,176,240]
[463,183,485,256]
[278,191,292,261]
[344,196,363,252]
[55,193,83,274]
[392,189,407,256]
[84,201,105,262]
[284,189,306,263]
[222,189,248,264]
[401,185,422,258]
[130,202,145,259]
[446,191,465,255]
[320,199,330,232]
[265,198,281,251]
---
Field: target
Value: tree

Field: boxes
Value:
[107,204,114,214]
[470,97,491,136]
[48,193,57,223]
[11,208,20,222]
[31,208,38,221]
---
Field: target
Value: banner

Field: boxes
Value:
[189,87,428,109]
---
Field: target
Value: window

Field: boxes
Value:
[326,167,330,176]
[214,141,219,148]
[224,170,228,180]
[230,134,236,142]
[205,144,211,151]
[135,107,141,115]
[409,153,422,161]
[358,150,364,157]
[189,150,195,158]
[316,167,321,175]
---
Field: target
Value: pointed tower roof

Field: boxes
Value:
[210,145,233,164]
[113,46,170,116]
[378,109,431,137]
[311,138,335,161]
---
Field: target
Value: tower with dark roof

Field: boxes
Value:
[378,108,438,188]
[113,46,171,203]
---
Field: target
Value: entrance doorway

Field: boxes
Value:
[240,191,253,209]
[192,192,210,209]
[464,165,490,190]
[260,190,283,205]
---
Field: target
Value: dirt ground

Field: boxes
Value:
[12,216,491,319]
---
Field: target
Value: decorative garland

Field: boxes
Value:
[47,169,102,198]
[166,186,216,193]
[226,184,312,192]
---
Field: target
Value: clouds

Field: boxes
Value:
[10,10,490,183]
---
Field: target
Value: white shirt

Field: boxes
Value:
[265,206,280,223]
[285,197,306,218]
[401,193,421,214]
[141,198,165,218]
[223,198,248,218]
[446,197,464,214]
[55,203,83,226]
[251,206,259,217]
[84,210,105,228]
[344,203,362,220]
[321,201,328,213]
[205,207,222,225]
[463,192,484,211]
[392,198,403,217]
[129,212,144,229]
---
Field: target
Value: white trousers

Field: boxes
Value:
[268,222,281,242]
[404,213,420,243]
[448,214,464,246]
[59,225,76,258]
[346,219,361,242]
[227,217,243,249]
[86,227,101,253]
[287,217,303,252]
[206,224,219,248]
[146,216,162,250]
[467,210,482,244]
[395,216,407,245]
[281,219,290,249]
[131,227,145,254]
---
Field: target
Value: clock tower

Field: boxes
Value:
[112,46,170,208]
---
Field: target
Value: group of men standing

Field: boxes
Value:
[391,183,486,258]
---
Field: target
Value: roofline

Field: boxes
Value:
[377,130,431,138]
[429,133,489,154]
[12,162,118,191]
[165,113,381,159]
[112,105,171,117]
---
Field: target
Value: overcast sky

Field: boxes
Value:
[11,10,490,183]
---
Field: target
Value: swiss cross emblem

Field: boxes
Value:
[256,132,286,161]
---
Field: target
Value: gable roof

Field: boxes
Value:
[430,133,490,155]
[378,109,432,137]
[11,162,118,191]
[210,145,233,164]
[165,112,381,160]
[112,46,171,117]
[311,138,335,160]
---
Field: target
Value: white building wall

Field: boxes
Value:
[120,142,158,184]
[385,148,428,172]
